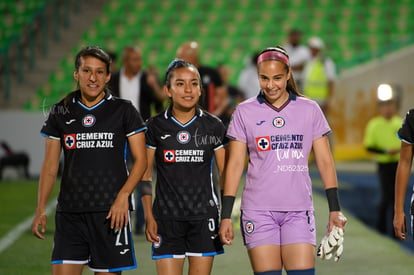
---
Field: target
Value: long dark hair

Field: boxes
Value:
[257,46,301,96]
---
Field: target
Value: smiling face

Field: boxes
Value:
[257,60,291,106]
[165,66,201,112]
[74,55,111,105]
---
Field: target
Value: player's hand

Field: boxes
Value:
[218,218,234,245]
[106,192,129,231]
[145,216,159,243]
[328,211,347,232]
[393,212,407,240]
[317,225,344,262]
[146,71,159,89]
[31,214,47,239]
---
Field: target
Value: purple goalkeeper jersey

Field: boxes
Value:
[227,91,331,211]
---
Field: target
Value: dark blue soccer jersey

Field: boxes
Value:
[146,108,227,220]
[40,91,146,212]
[398,108,414,144]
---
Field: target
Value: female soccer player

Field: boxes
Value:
[31,46,147,275]
[218,46,347,275]
[141,59,226,275]
[394,108,414,241]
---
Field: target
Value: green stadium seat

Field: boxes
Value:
[26,0,413,110]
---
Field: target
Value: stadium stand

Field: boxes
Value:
[0,0,47,48]
[1,0,413,110]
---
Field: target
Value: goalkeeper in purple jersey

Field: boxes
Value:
[219,46,347,275]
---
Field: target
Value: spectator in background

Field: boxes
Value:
[364,85,402,237]
[283,28,311,91]
[107,50,118,73]
[302,37,336,116]
[108,46,167,235]
[237,52,260,99]
[217,63,245,127]
[109,46,166,121]
[176,41,227,117]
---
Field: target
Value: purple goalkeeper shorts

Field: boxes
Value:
[240,210,316,250]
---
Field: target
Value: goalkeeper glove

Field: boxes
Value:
[317,225,344,262]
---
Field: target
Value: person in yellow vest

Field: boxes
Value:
[364,84,402,237]
[302,37,336,116]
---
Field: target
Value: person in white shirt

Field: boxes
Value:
[283,29,311,91]
[108,46,167,235]
[109,46,166,121]
[237,52,261,99]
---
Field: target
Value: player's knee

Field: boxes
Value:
[286,268,315,275]
[254,271,282,275]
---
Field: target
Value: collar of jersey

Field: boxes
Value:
[73,90,112,110]
[163,106,203,127]
[256,90,296,112]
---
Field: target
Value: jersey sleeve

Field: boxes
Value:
[311,101,331,140]
[213,117,228,150]
[398,109,414,144]
[124,101,147,137]
[145,118,157,149]
[40,105,61,140]
[226,106,247,143]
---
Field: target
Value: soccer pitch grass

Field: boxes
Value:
[1,179,414,274]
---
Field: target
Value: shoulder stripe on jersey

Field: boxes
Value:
[401,138,413,144]
[213,144,224,151]
[226,135,238,140]
[322,130,332,136]
[126,126,147,137]
[40,132,60,140]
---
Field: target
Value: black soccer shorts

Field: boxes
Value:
[52,211,137,272]
[152,215,224,259]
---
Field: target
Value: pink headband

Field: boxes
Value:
[257,50,289,66]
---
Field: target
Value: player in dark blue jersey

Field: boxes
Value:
[140,59,227,275]
[31,46,147,275]
[394,108,414,241]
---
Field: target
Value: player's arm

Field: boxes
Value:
[107,131,147,231]
[146,68,168,103]
[140,147,159,243]
[393,141,413,240]
[31,138,61,239]
[313,135,347,231]
[214,146,226,193]
[219,139,246,245]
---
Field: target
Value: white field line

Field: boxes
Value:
[0,199,56,253]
